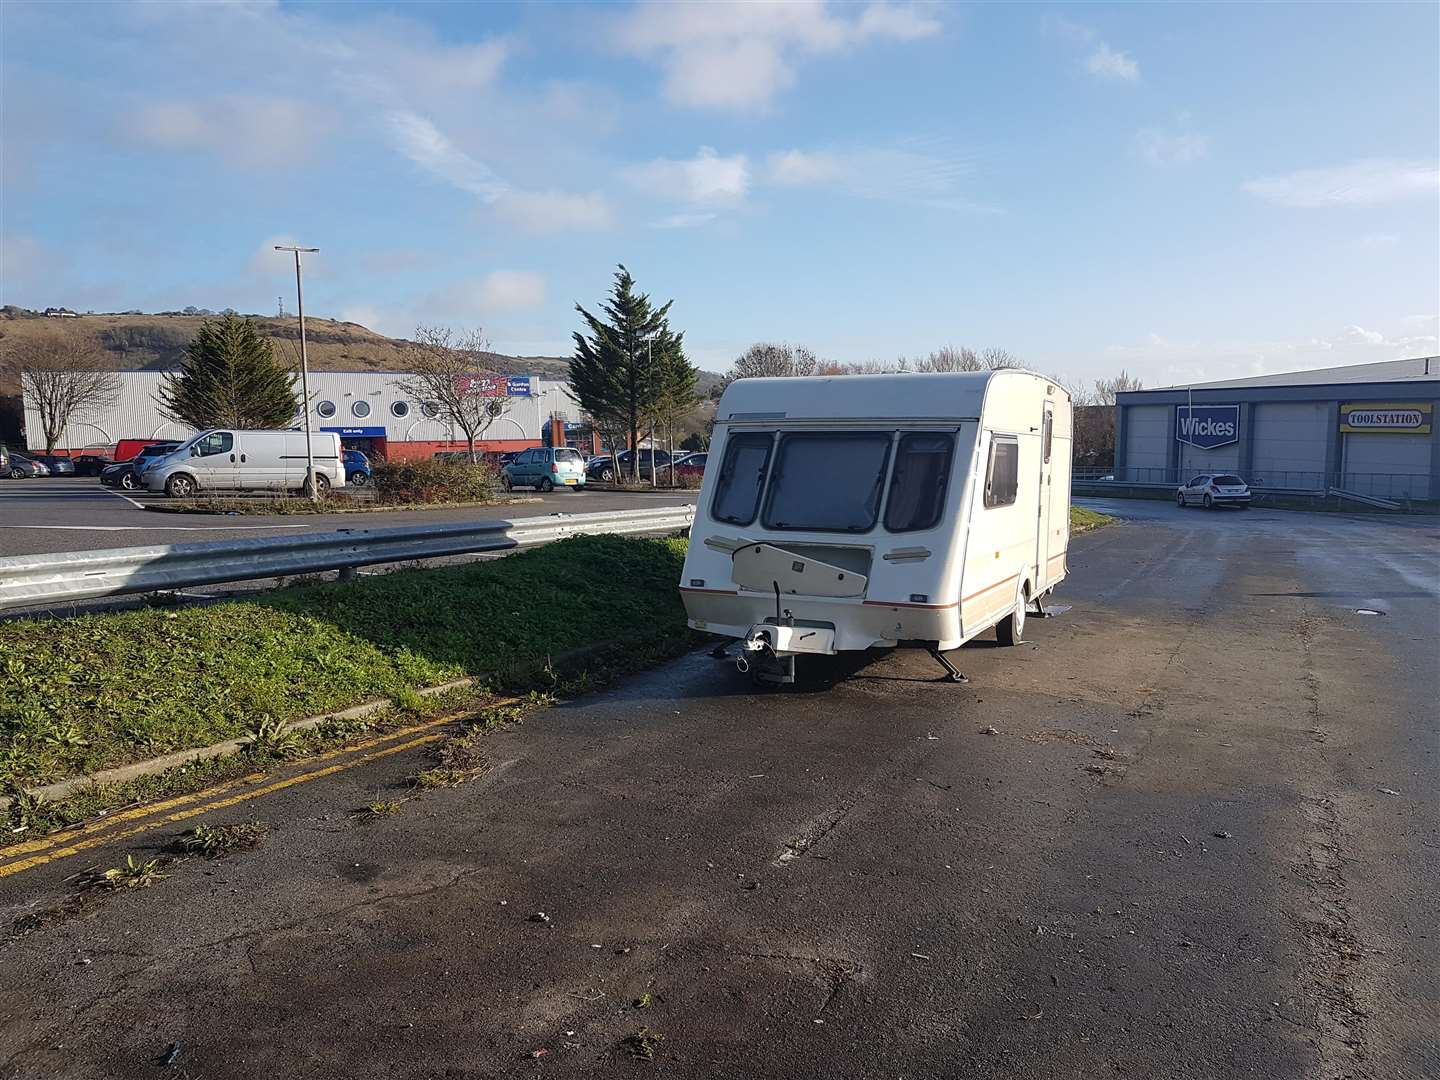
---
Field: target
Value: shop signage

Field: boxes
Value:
[1176,404,1240,449]
[454,374,533,397]
[1339,403,1431,434]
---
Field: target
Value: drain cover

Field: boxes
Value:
[1355,608,1386,616]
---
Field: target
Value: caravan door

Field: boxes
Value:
[1036,403,1054,587]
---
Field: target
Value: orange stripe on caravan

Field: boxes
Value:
[861,599,959,610]
[961,573,1019,604]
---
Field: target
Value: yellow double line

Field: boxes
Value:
[0,707,482,880]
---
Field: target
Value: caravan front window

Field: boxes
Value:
[984,435,1019,508]
[762,432,891,532]
[884,433,954,532]
[711,433,773,525]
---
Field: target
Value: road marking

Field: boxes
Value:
[0,702,507,877]
[106,489,148,510]
[0,732,448,879]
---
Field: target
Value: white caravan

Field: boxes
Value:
[144,430,346,498]
[679,370,1073,683]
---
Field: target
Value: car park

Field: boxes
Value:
[31,455,76,476]
[1176,473,1251,509]
[5,454,49,479]
[586,449,673,482]
[503,447,586,491]
[344,449,372,486]
[71,454,115,476]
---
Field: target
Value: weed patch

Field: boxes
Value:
[177,821,269,857]
[90,855,167,890]
[1069,505,1115,534]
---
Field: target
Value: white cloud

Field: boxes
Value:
[1133,127,1210,165]
[474,271,547,312]
[1242,159,1440,208]
[1103,319,1440,387]
[1048,16,1139,83]
[491,190,614,232]
[764,139,976,204]
[613,1,942,110]
[651,212,719,229]
[385,110,507,200]
[626,146,750,205]
[123,95,327,166]
[1085,43,1139,82]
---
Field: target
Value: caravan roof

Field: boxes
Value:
[715,370,1043,423]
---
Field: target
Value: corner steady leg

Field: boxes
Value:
[929,647,969,683]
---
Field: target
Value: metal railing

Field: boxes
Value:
[0,505,695,612]
[1073,467,1430,500]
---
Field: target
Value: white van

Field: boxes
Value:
[679,370,1072,684]
[144,430,346,497]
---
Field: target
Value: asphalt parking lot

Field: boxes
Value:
[0,478,699,558]
[2,502,1435,1079]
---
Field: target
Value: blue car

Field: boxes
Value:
[343,449,371,486]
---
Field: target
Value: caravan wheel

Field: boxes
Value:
[997,582,1027,646]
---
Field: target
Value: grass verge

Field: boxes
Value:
[1,534,690,788]
[1069,505,1115,534]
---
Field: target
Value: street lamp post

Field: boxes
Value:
[275,245,320,501]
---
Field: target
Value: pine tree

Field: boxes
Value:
[570,265,692,481]
[159,314,299,430]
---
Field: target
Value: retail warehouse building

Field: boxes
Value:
[22,371,584,461]
[1113,357,1440,501]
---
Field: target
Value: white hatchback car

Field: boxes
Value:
[1177,473,1251,509]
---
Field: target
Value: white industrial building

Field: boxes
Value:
[23,370,583,460]
[1114,357,1439,501]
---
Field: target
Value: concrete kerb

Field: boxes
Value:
[0,677,476,812]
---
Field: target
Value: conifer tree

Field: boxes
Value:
[159,314,298,429]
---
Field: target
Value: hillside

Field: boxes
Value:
[0,310,723,441]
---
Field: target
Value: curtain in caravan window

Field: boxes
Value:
[884,433,954,532]
[711,433,773,525]
[762,433,891,532]
[984,436,1019,508]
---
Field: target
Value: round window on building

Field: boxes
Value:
[421,401,440,419]
[352,400,372,418]
[391,400,410,419]
[316,400,337,419]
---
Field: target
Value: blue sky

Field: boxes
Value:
[2,1,1436,386]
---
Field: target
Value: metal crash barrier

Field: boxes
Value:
[0,506,695,612]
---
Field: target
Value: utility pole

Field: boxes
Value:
[275,245,320,501]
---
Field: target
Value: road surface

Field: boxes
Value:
[1,502,1436,1079]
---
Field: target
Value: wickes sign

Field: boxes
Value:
[1176,404,1240,449]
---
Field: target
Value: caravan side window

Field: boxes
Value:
[983,435,1019,508]
[711,433,773,525]
[1042,411,1053,464]
[884,433,954,532]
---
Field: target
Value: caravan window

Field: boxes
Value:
[984,435,1019,508]
[762,433,891,532]
[1042,411,1053,464]
[884,433,954,532]
[711,433,773,525]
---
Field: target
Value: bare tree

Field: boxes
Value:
[395,326,513,462]
[1090,369,1143,405]
[4,330,121,453]
[728,343,819,382]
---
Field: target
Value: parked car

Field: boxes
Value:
[675,451,707,478]
[5,454,49,479]
[71,454,116,476]
[31,455,76,476]
[586,449,673,482]
[343,449,371,486]
[144,431,346,497]
[503,447,586,492]
[1177,473,1251,509]
[100,441,183,490]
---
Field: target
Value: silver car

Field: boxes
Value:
[1177,473,1251,509]
[6,454,49,479]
